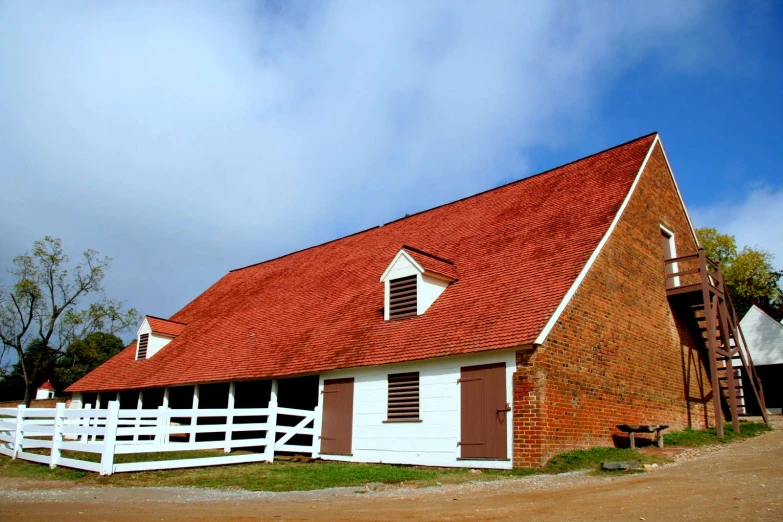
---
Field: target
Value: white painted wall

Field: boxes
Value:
[70,393,83,409]
[316,350,516,469]
[136,318,175,359]
[418,274,450,315]
[36,388,54,400]
[740,305,783,366]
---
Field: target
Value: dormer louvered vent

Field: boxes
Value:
[389,275,417,319]
[137,333,149,360]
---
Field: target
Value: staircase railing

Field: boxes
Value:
[664,248,769,436]
[718,268,768,420]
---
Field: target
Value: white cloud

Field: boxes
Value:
[0,0,732,319]
[692,188,783,267]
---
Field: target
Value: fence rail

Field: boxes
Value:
[0,401,317,475]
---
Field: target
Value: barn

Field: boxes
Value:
[65,132,765,469]
[739,305,783,415]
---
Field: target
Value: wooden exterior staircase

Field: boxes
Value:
[664,247,769,436]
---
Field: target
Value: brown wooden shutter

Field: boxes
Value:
[387,372,419,420]
[389,275,417,319]
[137,333,149,360]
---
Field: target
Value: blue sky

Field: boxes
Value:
[0,1,781,341]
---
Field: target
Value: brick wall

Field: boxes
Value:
[0,398,69,409]
[512,142,715,467]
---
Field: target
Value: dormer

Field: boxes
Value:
[135,315,186,360]
[380,246,457,320]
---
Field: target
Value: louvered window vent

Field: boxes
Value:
[387,372,420,421]
[388,275,417,319]
[137,333,149,360]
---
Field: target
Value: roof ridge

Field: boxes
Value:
[226,131,657,275]
[146,315,187,325]
[401,245,454,265]
[382,132,659,228]
[230,225,381,273]
[748,304,783,328]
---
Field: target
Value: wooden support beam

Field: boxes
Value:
[265,380,278,463]
[224,382,235,454]
[190,385,199,443]
[717,297,740,433]
[699,248,724,437]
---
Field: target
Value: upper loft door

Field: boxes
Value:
[320,378,354,455]
[660,227,676,288]
[459,363,508,459]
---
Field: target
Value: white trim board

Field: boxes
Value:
[533,135,660,345]
[655,136,700,247]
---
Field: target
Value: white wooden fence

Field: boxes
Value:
[0,401,316,475]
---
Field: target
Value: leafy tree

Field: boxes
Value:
[0,339,58,401]
[697,227,737,265]
[696,228,783,320]
[0,237,139,405]
[55,332,125,389]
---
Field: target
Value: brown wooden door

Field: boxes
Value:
[320,378,354,455]
[460,363,508,459]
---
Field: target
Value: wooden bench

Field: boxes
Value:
[617,424,669,449]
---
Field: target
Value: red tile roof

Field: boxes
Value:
[67,134,657,393]
[39,380,54,391]
[146,316,186,337]
[402,246,458,280]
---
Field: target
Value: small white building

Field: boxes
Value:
[739,305,783,414]
[35,380,55,400]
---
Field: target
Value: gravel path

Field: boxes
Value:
[1,418,781,521]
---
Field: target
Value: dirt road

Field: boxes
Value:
[1,429,781,521]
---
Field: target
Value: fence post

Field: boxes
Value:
[265,379,278,463]
[100,400,120,476]
[12,405,25,459]
[80,404,91,443]
[224,382,235,453]
[50,402,65,469]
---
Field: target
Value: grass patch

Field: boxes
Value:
[543,447,666,474]
[0,452,507,492]
[664,421,771,447]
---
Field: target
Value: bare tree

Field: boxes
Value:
[0,237,139,405]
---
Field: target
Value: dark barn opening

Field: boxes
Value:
[82,392,97,408]
[232,380,272,448]
[119,390,140,410]
[276,375,319,453]
[168,385,195,440]
[98,391,118,409]
[142,388,165,409]
[196,382,230,442]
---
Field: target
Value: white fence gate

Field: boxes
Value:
[0,401,317,475]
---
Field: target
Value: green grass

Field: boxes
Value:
[664,421,771,447]
[543,447,665,474]
[0,453,497,491]
[0,446,655,491]
[0,421,770,492]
